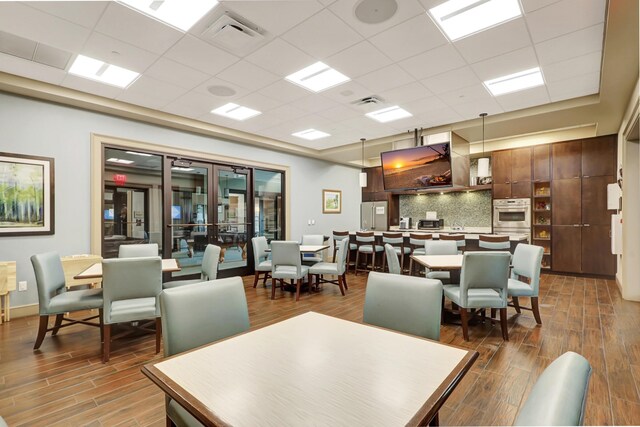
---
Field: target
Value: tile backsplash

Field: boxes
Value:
[400,190,492,227]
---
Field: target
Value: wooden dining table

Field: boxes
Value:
[410,254,464,270]
[73,258,181,280]
[265,244,330,254]
[142,311,477,427]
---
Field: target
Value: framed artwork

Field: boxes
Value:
[0,152,55,236]
[322,189,342,214]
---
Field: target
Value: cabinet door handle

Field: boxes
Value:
[573,224,581,227]
[505,181,510,184]
[573,176,580,179]
[583,224,590,227]
[583,175,590,178]
[512,181,518,184]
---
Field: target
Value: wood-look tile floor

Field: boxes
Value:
[1,272,640,426]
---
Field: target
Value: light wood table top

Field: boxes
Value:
[265,245,330,254]
[411,254,464,270]
[74,258,180,279]
[142,311,477,427]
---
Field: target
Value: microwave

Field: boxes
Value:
[418,219,444,230]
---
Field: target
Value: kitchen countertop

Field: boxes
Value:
[351,229,528,241]
[389,226,493,234]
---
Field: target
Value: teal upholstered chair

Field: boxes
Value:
[31,252,103,350]
[443,252,511,341]
[251,236,272,288]
[479,234,511,250]
[160,277,250,427]
[508,243,544,324]
[381,232,410,273]
[308,237,349,295]
[118,243,158,258]
[101,257,162,363]
[270,241,309,301]
[301,234,325,264]
[331,231,356,269]
[163,244,221,289]
[424,240,458,284]
[0,415,7,427]
[514,351,592,426]
[354,231,384,275]
[383,243,402,275]
[363,272,443,341]
[408,233,432,275]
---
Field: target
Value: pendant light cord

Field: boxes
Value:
[361,138,366,168]
[480,112,487,156]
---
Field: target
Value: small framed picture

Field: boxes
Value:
[322,189,342,214]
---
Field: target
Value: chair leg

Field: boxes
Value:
[34,315,49,350]
[51,313,64,336]
[337,275,345,296]
[490,308,496,319]
[271,278,277,300]
[99,309,104,343]
[253,272,260,288]
[355,251,360,276]
[409,258,414,276]
[429,413,439,426]
[500,308,509,340]
[371,252,376,271]
[166,415,175,427]
[102,324,111,363]
[342,273,348,290]
[155,317,162,354]
[263,272,270,286]
[460,308,470,341]
[295,279,302,301]
[382,252,387,273]
[532,297,542,325]
[512,296,522,313]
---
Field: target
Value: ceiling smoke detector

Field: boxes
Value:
[351,95,384,106]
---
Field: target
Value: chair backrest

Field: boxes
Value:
[511,243,544,295]
[459,252,510,307]
[201,244,221,281]
[439,234,465,248]
[251,236,269,269]
[160,277,250,357]
[514,351,592,426]
[363,272,443,341]
[409,233,432,249]
[102,257,162,322]
[384,244,401,275]
[301,234,324,259]
[332,231,350,255]
[479,234,510,250]
[118,243,158,258]
[31,252,67,314]
[356,231,375,245]
[335,237,349,275]
[382,232,403,245]
[425,240,458,255]
[271,241,302,275]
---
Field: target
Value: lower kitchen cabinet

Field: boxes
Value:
[581,225,615,275]
[552,226,582,273]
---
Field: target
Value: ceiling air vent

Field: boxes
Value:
[0,31,71,70]
[351,95,384,106]
[202,14,264,53]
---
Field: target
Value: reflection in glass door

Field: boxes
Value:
[214,166,251,273]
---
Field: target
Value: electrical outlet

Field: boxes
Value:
[18,281,27,292]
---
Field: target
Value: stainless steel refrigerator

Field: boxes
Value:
[361,201,388,231]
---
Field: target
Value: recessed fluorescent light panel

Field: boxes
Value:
[107,158,134,164]
[211,103,261,121]
[365,106,412,123]
[285,62,350,93]
[428,0,522,41]
[125,151,153,157]
[117,0,218,31]
[69,55,139,88]
[484,67,545,96]
[292,129,331,140]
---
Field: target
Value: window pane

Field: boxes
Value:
[254,170,283,241]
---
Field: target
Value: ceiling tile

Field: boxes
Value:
[281,9,362,59]
[258,80,309,104]
[421,67,480,95]
[0,2,91,52]
[215,60,280,91]
[453,18,531,64]
[451,99,503,120]
[288,95,340,115]
[328,0,427,38]
[244,38,314,77]
[398,44,466,80]
[25,1,109,29]
[0,52,67,86]
[193,76,250,100]
[117,76,185,109]
[164,35,240,75]
[316,104,363,122]
[495,85,551,112]
[379,82,432,104]
[520,0,562,13]
[94,2,183,55]
[162,90,219,118]
[437,84,493,107]
[81,32,159,73]
[525,0,606,43]
[415,108,463,128]
[471,46,539,81]
[320,80,373,104]
[236,92,282,112]
[267,104,310,122]
[369,13,447,62]
[356,64,416,94]
[144,58,211,90]
[547,71,600,102]
[326,40,392,78]
[543,51,602,83]
[536,24,604,66]
[402,96,449,114]
[221,0,324,36]
[61,74,124,99]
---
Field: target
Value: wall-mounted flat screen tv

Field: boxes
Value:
[380,143,452,191]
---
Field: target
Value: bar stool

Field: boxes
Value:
[332,231,356,270]
[479,234,510,251]
[408,233,432,276]
[439,234,465,253]
[354,231,384,276]
[381,232,410,274]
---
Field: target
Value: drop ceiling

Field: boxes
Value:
[0,0,636,164]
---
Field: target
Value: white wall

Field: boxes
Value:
[0,92,361,308]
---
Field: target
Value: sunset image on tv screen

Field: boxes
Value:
[381,143,452,190]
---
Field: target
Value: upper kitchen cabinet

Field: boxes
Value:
[582,135,617,177]
[363,166,384,194]
[491,147,531,198]
[533,145,551,182]
[552,140,582,179]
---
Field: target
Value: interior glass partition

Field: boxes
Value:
[254,169,283,242]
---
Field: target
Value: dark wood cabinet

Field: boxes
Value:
[582,176,615,226]
[491,150,512,184]
[533,145,550,181]
[491,148,531,198]
[582,135,616,177]
[361,167,399,227]
[552,179,581,226]
[363,167,384,193]
[581,225,615,275]
[493,183,512,199]
[553,226,582,273]
[511,148,532,182]
[511,181,532,198]
[552,141,582,179]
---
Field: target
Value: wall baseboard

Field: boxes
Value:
[6,303,38,320]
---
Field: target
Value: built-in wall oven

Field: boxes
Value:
[493,198,531,241]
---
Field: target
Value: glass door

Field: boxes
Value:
[214,166,252,275]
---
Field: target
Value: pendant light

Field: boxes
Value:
[477,113,490,178]
[359,137,368,187]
